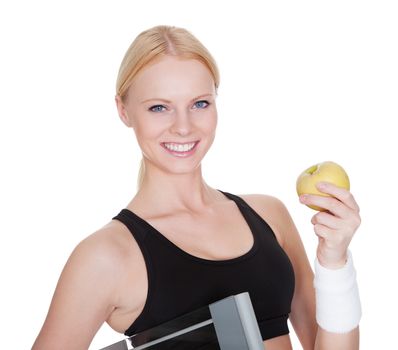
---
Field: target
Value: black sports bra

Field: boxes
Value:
[111,190,295,340]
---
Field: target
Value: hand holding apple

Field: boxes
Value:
[296,161,350,211]
[296,161,361,268]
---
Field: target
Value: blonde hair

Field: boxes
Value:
[115,25,220,190]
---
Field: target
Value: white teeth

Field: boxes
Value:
[164,142,196,152]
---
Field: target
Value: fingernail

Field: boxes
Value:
[317,182,326,189]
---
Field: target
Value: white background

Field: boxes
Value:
[1,1,397,349]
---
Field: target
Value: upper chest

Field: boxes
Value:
[143,199,255,261]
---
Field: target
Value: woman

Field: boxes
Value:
[32,25,361,350]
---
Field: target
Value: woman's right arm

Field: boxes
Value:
[32,231,125,350]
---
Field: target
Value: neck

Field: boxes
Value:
[132,159,220,215]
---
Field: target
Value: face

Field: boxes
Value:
[116,55,218,175]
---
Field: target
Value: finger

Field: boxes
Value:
[316,182,360,212]
[301,194,348,218]
[313,223,333,239]
[311,211,342,229]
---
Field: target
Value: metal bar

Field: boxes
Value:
[132,319,213,350]
[209,292,264,350]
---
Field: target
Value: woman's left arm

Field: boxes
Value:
[299,182,361,349]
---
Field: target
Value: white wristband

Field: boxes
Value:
[314,250,362,333]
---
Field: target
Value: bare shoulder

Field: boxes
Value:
[239,193,288,213]
[76,220,138,267]
[64,220,135,282]
[32,220,139,350]
[239,193,293,248]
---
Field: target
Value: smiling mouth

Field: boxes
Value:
[161,141,200,154]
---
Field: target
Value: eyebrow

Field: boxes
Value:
[141,93,214,104]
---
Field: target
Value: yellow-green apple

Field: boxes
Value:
[296,161,350,211]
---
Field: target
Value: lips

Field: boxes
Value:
[161,141,200,156]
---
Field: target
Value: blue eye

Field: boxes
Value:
[194,100,210,109]
[149,105,166,113]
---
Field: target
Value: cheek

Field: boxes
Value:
[134,119,163,139]
[205,113,218,133]
[196,110,217,131]
[132,125,160,153]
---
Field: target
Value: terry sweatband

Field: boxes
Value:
[314,249,362,333]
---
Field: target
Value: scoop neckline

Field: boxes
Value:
[120,190,259,265]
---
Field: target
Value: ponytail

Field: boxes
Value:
[137,157,145,190]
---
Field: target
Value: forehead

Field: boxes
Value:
[128,56,215,102]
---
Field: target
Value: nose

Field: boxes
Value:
[170,108,193,136]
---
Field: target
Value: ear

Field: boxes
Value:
[115,95,132,128]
